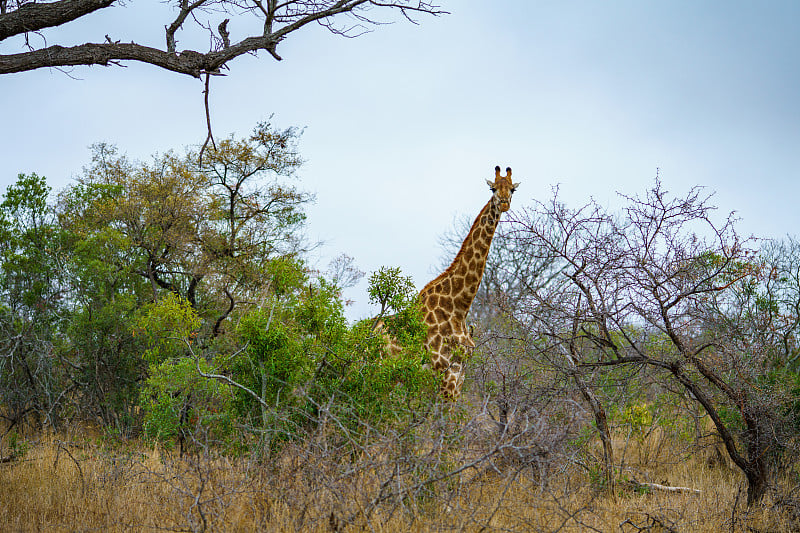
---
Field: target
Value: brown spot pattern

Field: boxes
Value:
[416,169,516,401]
[451,275,465,293]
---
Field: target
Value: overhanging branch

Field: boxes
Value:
[0,42,210,77]
[0,32,288,77]
[0,1,445,77]
[0,0,116,41]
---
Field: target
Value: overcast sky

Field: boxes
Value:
[3,1,800,320]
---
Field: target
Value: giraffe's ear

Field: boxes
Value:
[486,179,496,190]
[512,182,521,190]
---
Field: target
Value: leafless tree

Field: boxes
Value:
[326,253,365,290]
[504,178,800,506]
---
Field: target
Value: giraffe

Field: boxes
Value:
[419,166,519,400]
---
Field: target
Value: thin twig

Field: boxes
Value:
[198,71,216,165]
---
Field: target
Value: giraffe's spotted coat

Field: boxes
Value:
[418,166,519,400]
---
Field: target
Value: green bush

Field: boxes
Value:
[230,267,436,449]
[136,295,236,450]
[139,356,235,451]
[123,265,438,453]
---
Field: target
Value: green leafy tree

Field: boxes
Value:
[0,174,70,430]
[135,294,234,452]
[59,122,312,335]
[48,122,313,430]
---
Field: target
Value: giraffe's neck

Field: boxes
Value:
[440,199,501,319]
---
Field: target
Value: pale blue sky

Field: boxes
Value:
[2,1,799,319]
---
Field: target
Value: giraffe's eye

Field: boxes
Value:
[511,188,517,193]
[490,187,497,193]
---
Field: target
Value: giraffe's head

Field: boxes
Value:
[486,166,520,213]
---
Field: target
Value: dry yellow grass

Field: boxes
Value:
[0,427,795,532]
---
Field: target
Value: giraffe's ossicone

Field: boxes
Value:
[419,166,520,400]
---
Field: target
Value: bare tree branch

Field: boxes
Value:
[0,0,115,41]
[166,0,209,54]
[503,178,796,506]
[0,1,446,77]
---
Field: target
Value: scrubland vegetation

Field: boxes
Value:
[2,409,797,531]
[2,123,799,531]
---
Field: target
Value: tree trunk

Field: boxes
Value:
[577,375,616,494]
[743,412,771,505]
[670,362,772,506]
[565,367,615,493]
[745,465,768,506]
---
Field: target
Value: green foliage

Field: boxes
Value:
[5,431,29,459]
[620,402,654,448]
[225,255,310,419]
[68,292,146,428]
[266,256,308,296]
[0,173,72,429]
[621,403,653,432]
[0,131,440,459]
[0,123,316,435]
[789,372,800,430]
[230,266,436,450]
[132,264,436,453]
[140,356,234,449]
[307,268,433,432]
[332,331,435,424]
[367,266,426,346]
[134,293,201,364]
[368,266,417,316]
[232,308,309,414]
[295,278,348,340]
[650,393,695,443]
[0,173,62,316]
[59,123,311,325]
[136,295,236,449]
[587,463,611,492]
